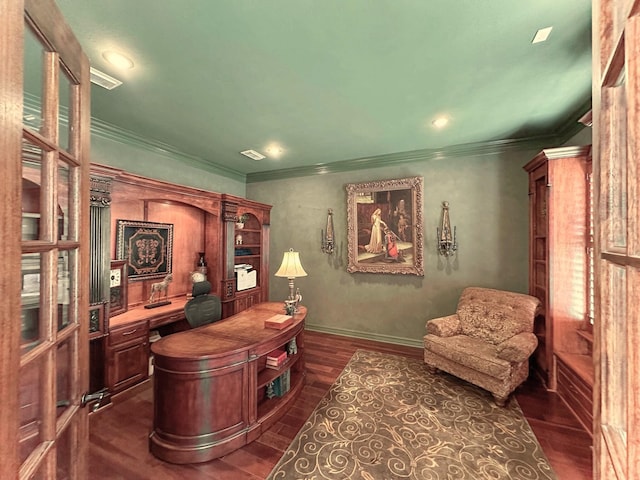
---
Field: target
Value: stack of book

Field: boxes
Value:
[266,349,288,370]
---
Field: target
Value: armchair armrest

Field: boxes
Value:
[426,314,461,337]
[496,332,538,363]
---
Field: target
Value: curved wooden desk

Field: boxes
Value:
[149,302,307,464]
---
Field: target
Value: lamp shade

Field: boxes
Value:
[274,249,307,278]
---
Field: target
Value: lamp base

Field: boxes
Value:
[284,299,297,315]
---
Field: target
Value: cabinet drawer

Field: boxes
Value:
[556,358,593,435]
[109,320,148,346]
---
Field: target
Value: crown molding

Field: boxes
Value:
[24,93,591,185]
[246,135,557,183]
[552,97,592,144]
[23,93,247,183]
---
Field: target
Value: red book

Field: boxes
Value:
[266,348,287,364]
[265,314,293,330]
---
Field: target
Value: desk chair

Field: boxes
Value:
[184,281,222,328]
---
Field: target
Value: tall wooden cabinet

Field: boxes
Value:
[524,146,593,400]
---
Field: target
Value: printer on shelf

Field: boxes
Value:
[234,264,257,291]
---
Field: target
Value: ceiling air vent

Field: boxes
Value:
[90,67,123,90]
[240,149,266,161]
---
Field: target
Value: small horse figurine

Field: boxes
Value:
[149,274,173,304]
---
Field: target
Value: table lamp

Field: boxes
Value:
[274,248,307,312]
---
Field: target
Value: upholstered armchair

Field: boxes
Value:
[423,287,541,406]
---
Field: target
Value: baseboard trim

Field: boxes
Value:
[305,323,423,349]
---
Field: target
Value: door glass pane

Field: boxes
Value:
[21,253,43,351]
[56,422,73,480]
[23,25,44,132]
[607,79,627,249]
[57,250,71,331]
[57,160,71,241]
[58,65,72,153]
[56,338,72,418]
[18,356,44,465]
[22,141,44,241]
[605,263,627,432]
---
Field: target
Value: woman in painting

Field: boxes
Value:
[365,208,387,254]
[384,227,399,261]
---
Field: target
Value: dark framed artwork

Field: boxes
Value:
[109,259,128,317]
[346,176,424,276]
[89,302,107,339]
[116,220,174,282]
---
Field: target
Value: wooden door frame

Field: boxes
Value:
[0,0,91,477]
[593,0,640,478]
[0,0,26,475]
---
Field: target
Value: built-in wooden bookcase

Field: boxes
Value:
[255,331,305,424]
[87,166,272,398]
[221,196,271,318]
[524,145,593,435]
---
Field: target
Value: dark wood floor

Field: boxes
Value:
[89,331,592,479]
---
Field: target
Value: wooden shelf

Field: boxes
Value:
[257,353,301,388]
[556,351,594,387]
[257,369,305,419]
[576,329,594,345]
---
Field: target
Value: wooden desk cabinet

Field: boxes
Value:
[149,302,307,464]
[106,299,188,395]
[106,319,149,394]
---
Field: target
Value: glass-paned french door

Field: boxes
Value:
[1,1,91,478]
[593,0,640,478]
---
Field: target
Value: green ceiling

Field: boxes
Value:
[52,0,592,181]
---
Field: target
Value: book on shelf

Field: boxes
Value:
[273,369,291,397]
[265,314,293,330]
[266,348,288,369]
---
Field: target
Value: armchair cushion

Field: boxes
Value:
[496,332,538,363]
[456,287,540,345]
[425,334,511,380]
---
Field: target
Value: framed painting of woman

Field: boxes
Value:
[346,176,424,275]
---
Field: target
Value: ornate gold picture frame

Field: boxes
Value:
[346,176,424,276]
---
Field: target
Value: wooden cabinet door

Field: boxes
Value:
[107,341,149,394]
[593,0,640,478]
[0,1,91,478]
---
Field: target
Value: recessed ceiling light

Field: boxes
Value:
[532,27,553,44]
[102,50,134,70]
[265,144,284,157]
[432,116,449,129]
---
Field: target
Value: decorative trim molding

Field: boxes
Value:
[305,323,423,349]
[23,93,246,183]
[246,135,557,183]
[24,93,592,185]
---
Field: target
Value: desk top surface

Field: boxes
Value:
[151,302,307,360]
[109,297,188,329]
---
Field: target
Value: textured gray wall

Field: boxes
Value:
[90,134,246,196]
[248,149,539,347]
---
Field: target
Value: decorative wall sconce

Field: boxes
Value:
[436,201,458,256]
[321,208,335,254]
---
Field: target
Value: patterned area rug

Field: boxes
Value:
[267,349,556,480]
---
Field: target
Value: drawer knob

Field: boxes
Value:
[121,328,138,336]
